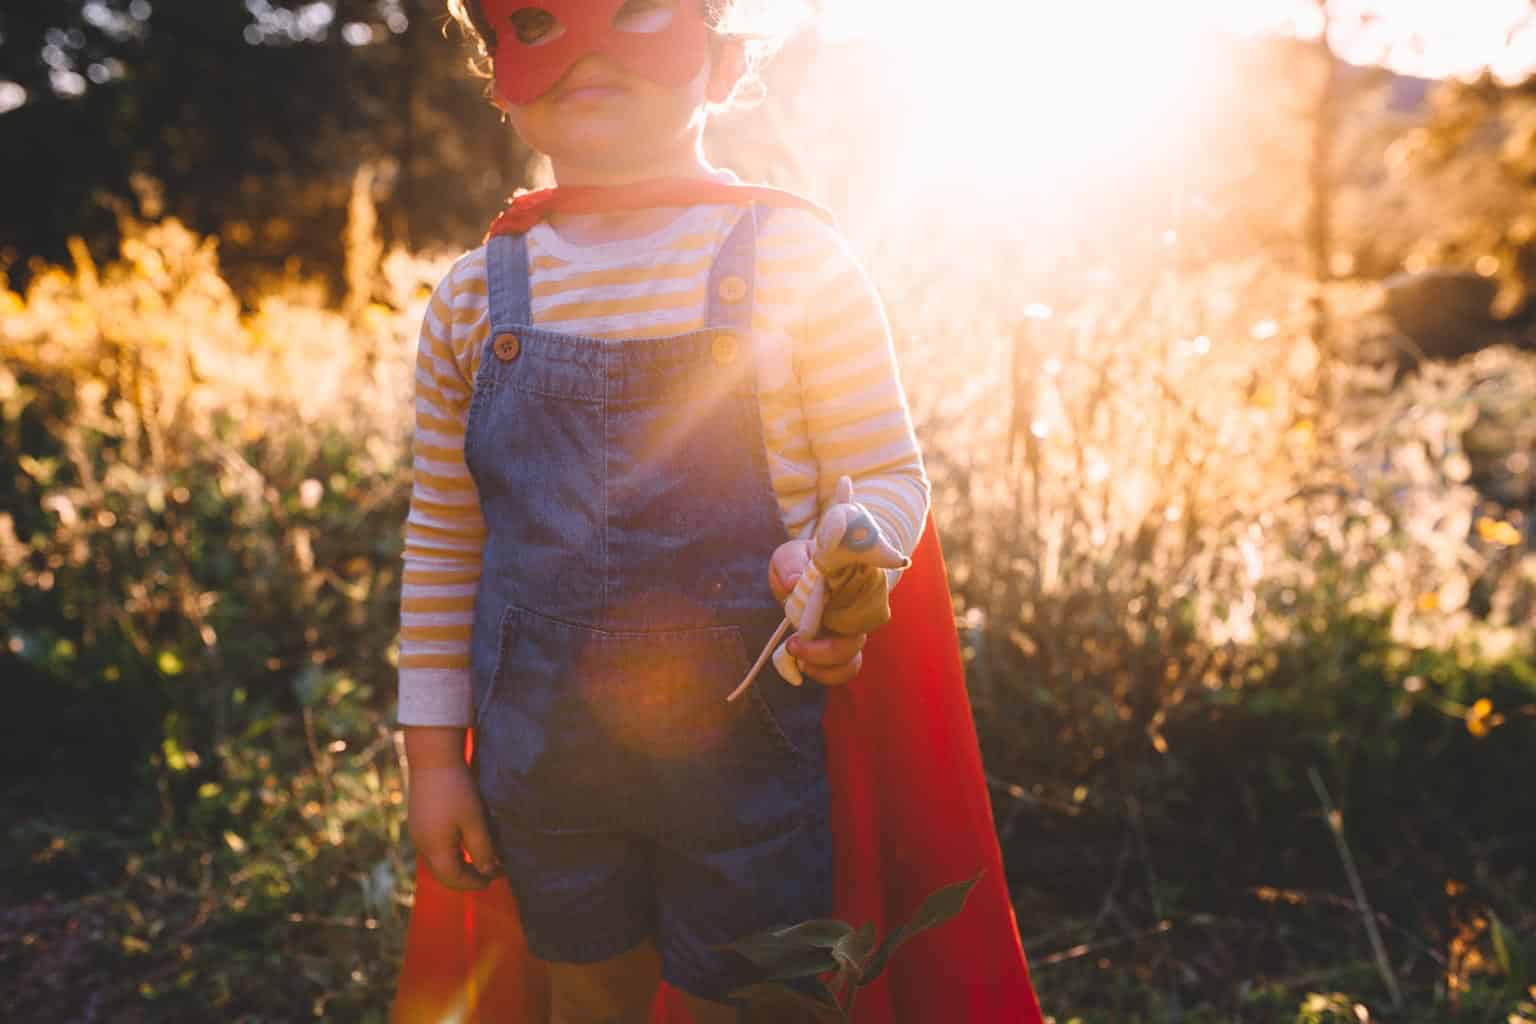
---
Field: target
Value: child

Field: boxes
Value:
[394,1,1042,1021]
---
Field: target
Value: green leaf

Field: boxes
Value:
[730,981,842,1022]
[292,665,331,707]
[862,873,982,985]
[833,921,877,977]
[1491,912,1529,988]
[721,918,854,967]
[760,947,841,983]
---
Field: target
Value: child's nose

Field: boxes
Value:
[555,52,626,87]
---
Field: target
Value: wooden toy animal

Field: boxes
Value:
[728,476,910,701]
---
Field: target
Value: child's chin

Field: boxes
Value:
[551,130,672,169]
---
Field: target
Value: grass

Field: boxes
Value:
[1,196,1533,1021]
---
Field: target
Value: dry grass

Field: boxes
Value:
[1,185,1533,1020]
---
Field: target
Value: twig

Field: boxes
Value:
[1127,795,1179,1015]
[303,706,341,846]
[1035,918,1176,967]
[1083,827,1135,940]
[1307,766,1402,1009]
[984,772,1081,816]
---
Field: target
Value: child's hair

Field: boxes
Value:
[444,0,800,111]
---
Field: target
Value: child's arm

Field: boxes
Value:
[399,253,489,726]
[399,253,499,889]
[770,213,929,582]
[770,214,929,611]
[404,727,500,889]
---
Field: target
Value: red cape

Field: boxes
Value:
[392,517,1044,1022]
[482,178,834,240]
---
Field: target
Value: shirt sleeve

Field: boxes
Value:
[397,251,490,727]
[785,215,930,586]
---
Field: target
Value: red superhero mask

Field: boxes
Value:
[483,0,712,105]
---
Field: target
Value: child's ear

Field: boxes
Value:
[705,38,747,104]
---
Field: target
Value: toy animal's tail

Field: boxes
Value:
[727,617,791,702]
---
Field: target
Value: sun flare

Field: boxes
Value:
[815,0,1536,195]
[816,2,1221,194]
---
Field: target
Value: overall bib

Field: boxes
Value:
[464,208,833,999]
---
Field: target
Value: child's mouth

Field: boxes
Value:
[557,81,627,102]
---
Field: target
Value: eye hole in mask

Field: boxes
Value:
[611,0,674,34]
[508,6,564,46]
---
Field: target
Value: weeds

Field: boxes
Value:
[1,197,1532,1019]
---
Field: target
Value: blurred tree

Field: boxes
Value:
[0,0,527,297]
[1306,0,1346,367]
[1371,10,1536,359]
[1177,2,1536,371]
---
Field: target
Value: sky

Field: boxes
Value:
[800,0,1536,197]
[822,0,1536,83]
[1226,0,1536,81]
[6,0,1533,177]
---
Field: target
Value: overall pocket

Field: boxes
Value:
[475,602,813,847]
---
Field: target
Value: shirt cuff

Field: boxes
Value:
[396,667,473,727]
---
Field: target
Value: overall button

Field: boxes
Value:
[717,275,749,303]
[493,332,521,362]
[712,333,740,366]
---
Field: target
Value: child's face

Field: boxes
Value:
[489,0,740,181]
[487,0,711,106]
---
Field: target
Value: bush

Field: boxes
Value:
[0,213,441,1020]
[870,212,1536,1019]
[1,204,1532,1020]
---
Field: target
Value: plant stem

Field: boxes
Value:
[1308,765,1402,1009]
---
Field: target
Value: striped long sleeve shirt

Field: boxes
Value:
[398,203,928,726]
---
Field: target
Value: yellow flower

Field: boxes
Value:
[1466,698,1506,738]
[1476,516,1522,547]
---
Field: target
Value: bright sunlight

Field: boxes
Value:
[821,3,1210,192]
[818,0,1536,193]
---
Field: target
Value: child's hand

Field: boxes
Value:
[769,540,868,687]
[404,727,502,891]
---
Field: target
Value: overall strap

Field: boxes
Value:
[705,205,762,332]
[485,232,533,331]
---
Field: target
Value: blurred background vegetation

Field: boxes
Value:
[2,1,1535,1021]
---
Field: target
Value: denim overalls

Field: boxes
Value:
[464,208,833,1000]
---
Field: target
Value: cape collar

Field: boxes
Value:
[484,177,833,240]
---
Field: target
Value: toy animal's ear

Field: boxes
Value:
[817,505,849,549]
[834,475,855,506]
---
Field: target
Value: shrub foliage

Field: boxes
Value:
[1,207,1533,1020]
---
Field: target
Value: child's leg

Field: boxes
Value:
[543,941,662,1024]
[543,944,788,1024]
[680,992,824,1024]
[678,991,741,1024]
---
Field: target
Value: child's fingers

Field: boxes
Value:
[424,834,491,891]
[788,631,867,687]
[789,631,867,661]
[802,651,863,686]
[768,540,812,603]
[768,566,795,604]
[460,816,503,880]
